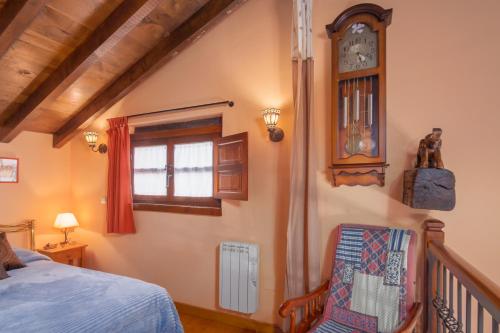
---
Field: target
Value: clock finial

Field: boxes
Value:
[326,3,393,38]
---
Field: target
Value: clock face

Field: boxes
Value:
[339,23,378,73]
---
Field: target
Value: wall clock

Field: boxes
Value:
[326,4,392,186]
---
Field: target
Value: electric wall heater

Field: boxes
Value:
[219,241,259,314]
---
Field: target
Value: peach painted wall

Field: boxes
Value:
[0,132,72,247]
[70,0,293,325]
[313,0,500,291]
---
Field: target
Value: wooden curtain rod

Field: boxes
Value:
[127,100,234,119]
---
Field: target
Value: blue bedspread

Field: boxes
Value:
[0,248,183,333]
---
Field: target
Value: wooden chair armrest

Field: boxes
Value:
[396,302,423,333]
[279,280,330,318]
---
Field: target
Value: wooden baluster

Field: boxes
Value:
[437,261,441,297]
[457,282,463,328]
[309,300,313,324]
[427,255,436,332]
[437,260,442,333]
[319,296,322,315]
[297,302,310,332]
[466,291,471,333]
[443,266,447,333]
[290,309,296,333]
[478,304,483,333]
[449,272,454,317]
[493,319,499,333]
[425,219,445,333]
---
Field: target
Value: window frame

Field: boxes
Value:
[131,121,222,216]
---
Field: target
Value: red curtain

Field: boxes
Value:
[106,117,136,234]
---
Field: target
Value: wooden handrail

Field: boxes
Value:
[425,219,500,332]
[428,241,500,314]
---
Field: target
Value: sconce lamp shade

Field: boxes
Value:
[262,108,284,142]
[54,213,79,229]
[262,108,280,129]
[83,131,107,154]
[84,131,98,147]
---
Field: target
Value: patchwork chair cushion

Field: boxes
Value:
[310,225,416,333]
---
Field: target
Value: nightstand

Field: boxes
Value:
[37,243,87,267]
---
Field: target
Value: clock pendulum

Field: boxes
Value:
[354,78,360,123]
[368,76,373,128]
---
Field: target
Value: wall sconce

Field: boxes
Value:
[84,131,107,154]
[262,108,284,142]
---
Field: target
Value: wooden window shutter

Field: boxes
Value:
[214,132,248,201]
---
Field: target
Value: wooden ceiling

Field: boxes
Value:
[0,0,243,147]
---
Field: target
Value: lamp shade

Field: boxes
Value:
[83,131,98,147]
[54,213,79,229]
[262,108,280,128]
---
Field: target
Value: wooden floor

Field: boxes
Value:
[180,313,255,333]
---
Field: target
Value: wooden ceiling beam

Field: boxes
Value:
[53,0,242,148]
[0,0,47,59]
[0,0,161,143]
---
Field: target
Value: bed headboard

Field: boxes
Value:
[0,220,35,250]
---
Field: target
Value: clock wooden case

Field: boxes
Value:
[326,4,392,186]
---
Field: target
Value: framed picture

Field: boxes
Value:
[0,157,19,183]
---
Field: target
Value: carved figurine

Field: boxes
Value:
[416,128,444,168]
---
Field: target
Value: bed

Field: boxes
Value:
[0,221,183,333]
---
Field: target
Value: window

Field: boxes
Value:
[174,141,213,197]
[133,145,167,196]
[131,118,248,216]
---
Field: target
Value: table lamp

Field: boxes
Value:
[54,213,79,245]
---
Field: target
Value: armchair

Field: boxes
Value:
[279,225,423,333]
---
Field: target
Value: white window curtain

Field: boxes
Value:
[133,145,167,196]
[285,0,320,320]
[174,141,213,197]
